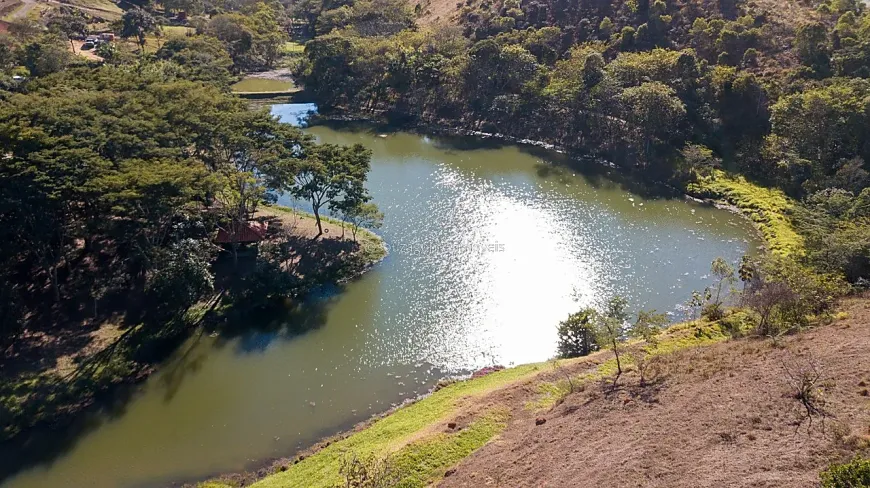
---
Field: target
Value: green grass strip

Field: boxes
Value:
[687,170,804,256]
[392,409,509,488]
[249,364,543,488]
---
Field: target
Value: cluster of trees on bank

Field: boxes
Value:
[294,0,870,285]
[0,60,375,347]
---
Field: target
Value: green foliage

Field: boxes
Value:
[207,2,288,71]
[145,239,217,323]
[677,143,721,180]
[288,143,373,237]
[631,309,668,345]
[821,457,870,488]
[336,452,400,488]
[121,8,161,52]
[341,202,384,242]
[590,297,630,378]
[795,22,831,74]
[156,35,235,86]
[556,309,598,358]
[687,170,804,256]
[746,255,848,336]
[46,9,88,51]
[19,35,72,77]
[793,188,870,282]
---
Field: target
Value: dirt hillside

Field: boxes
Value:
[437,295,870,488]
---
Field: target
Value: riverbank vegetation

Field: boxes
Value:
[2,0,870,483]
[294,0,870,288]
[0,26,385,442]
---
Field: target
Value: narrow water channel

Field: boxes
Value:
[0,104,759,488]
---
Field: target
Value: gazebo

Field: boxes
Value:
[215,221,269,246]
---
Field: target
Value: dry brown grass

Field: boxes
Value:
[437,295,870,488]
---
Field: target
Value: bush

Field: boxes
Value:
[745,255,847,337]
[718,309,756,338]
[337,452,399,488]
[145,239,217,323]
[556,309,599,358]
[820,457,870,487]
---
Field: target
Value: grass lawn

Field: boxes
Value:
[281,41,306,55]
[68,0,123,14]
[231,78,297,93]
[162,25,195,38]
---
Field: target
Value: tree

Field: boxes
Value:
[46,10,88,54]
[738,255,755,292]
[163,0,202,15]
[121,8,160,53]
[155,36,234,86]
[341,201,383,242]
[630,309,668,346]
[145,238,217,324]
[19,36,72,76]
[556,309,599,358]
[591,296,631,382]
[289,143,373,239]
[795,22,830,74]
[619,81,687,163]
[708,257,735,318]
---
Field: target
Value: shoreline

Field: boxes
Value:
[304,107,779,255]
[0,207,388,451]
[191,315,743,488]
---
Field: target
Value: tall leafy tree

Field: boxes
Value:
[288,143,373,238]
[46,10,88,54]
[121,8,161,53]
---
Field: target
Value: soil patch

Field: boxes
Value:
[438,295,870,488]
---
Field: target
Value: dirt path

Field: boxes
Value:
[8,0,36,19]
[437,295,870,488]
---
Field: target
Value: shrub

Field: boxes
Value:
[820,457,870,488]
[556,309,599,358]
[718,309,756,338]
[337,452,399,488]
[745,255,847,337]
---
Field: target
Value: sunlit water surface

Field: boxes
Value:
[0,104,759,488]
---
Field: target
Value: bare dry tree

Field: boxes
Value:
[781,354,829,431]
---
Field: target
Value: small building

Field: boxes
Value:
[214,221,268,246]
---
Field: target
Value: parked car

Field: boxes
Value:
[82,41,95,50]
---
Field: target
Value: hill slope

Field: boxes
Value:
[440,296,870,487]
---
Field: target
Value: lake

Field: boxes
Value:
[0,104,759,488]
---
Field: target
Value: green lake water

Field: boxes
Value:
[0,104,760,488]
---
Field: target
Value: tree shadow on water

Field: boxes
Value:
[530,148,684,201]
[0,378,142,484]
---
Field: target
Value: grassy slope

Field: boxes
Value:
[248,363,546,488]
[236,317,733,488]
